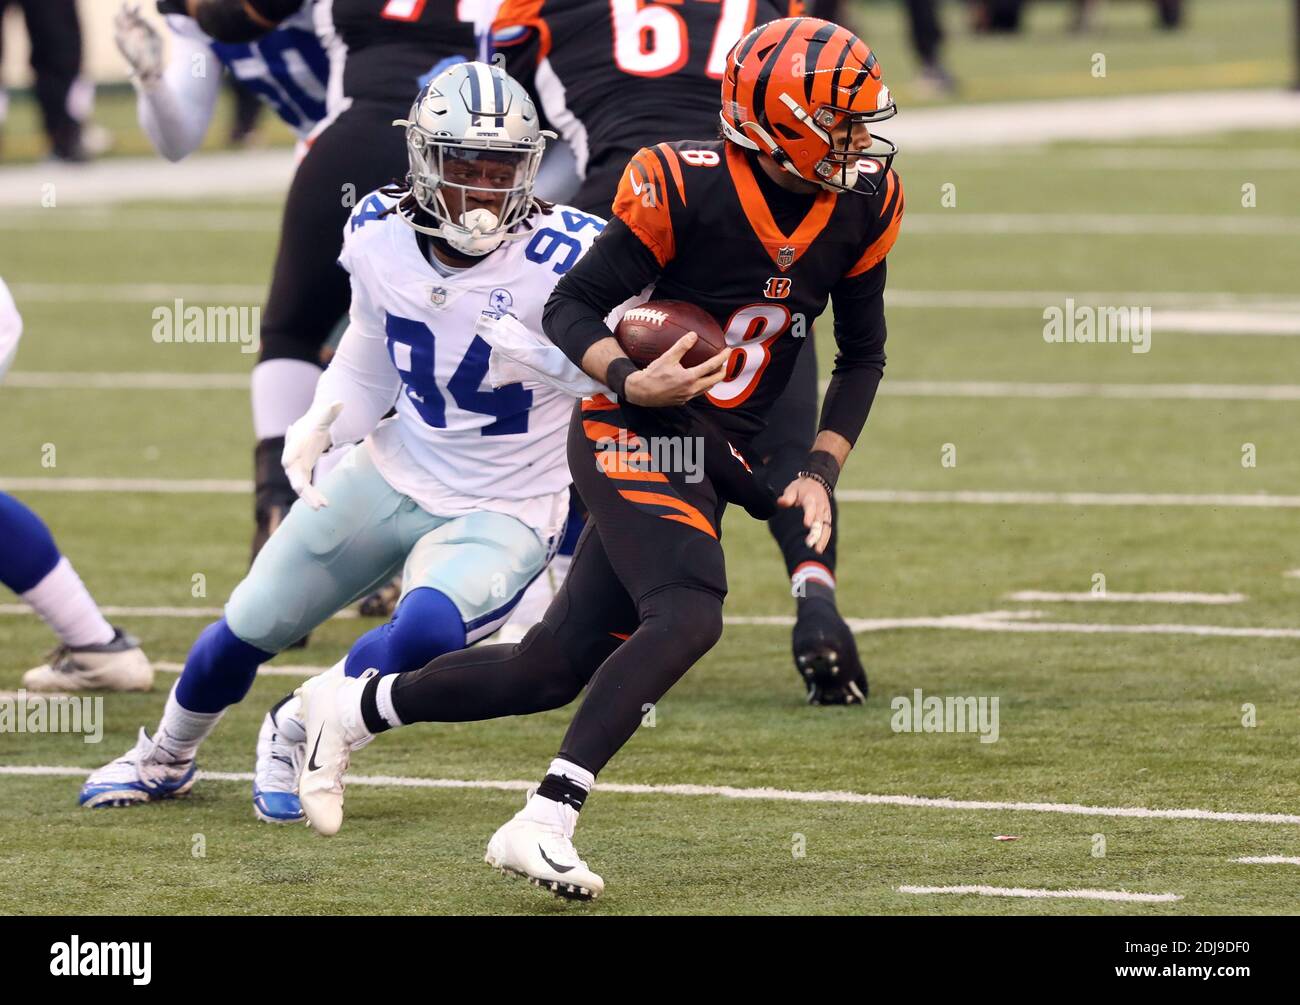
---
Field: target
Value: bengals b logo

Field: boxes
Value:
[763,277,792,300]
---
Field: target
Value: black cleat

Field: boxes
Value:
[792,598,867,705]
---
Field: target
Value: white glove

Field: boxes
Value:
[115,3,164,87]
[282,401,344,510]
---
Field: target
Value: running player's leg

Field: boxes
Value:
[79,448,423,809]
[251,102,408,559]
[752,339,866,705]
[0,492,152,692]
[343,509,554,680]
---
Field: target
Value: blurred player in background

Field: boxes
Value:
[0,0,96,161]
[491,0,869,704]
[77,63,594,825]
[300,16,903,896]
[0,279,153,691]
[113,1,330,163]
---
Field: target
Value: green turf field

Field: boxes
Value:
[3,101,1300,912]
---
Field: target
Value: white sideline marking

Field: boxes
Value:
[1007,591,1246,605]
[7,607,1299,641]
[877,380,1300,402]
[1232,856,1300,865]
[8,478,1300,510]
[7,283,265,303]
[897,885,1182,904]
[2,763,1297,826]
[0,477,252,494]
[5,372,247,390]
[17,374,1300,402]
[906,213,1300,236]
[838,489,1300,509]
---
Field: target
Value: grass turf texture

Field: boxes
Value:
[3,117,1300,912]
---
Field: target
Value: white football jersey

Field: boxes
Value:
[0,277,21,383]
[335,189,606,514]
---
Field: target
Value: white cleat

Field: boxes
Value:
[297,664,374,836]
[252,696,306,824]
[24,627,153,692]
[79,727,196,808]
[485,797,604,901]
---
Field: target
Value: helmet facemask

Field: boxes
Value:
[404,127,545,256]
[779,93,898,195]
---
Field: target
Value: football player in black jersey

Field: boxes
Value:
[300,16,903,898]
[492,0,871,704]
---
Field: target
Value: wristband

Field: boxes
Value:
[605,357,639,400]
[798,449,840,494]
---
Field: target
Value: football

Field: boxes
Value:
[614,300,727,368]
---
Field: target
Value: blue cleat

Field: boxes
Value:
[79,727,196,808]
[252,695,306,824]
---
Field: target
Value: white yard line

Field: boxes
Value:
[154,660,333,677]
[14,374,1300,401]
[1232,856,1300,865]
[838,489,1300,508]
[1006,591,1246,605]
[8,479,1300,509]
[884,290,1300,310]
[0,763,1296,826]
[5,372,247,390]
[6,605,1298,642]
[7,283,265,303]
[897,885,1182,903]
[877,380,1300,402]
[1285,570,1300,579]
[906,214,1300,236]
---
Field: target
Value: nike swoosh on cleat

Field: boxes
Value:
[538,845,575,874]
[307,730,324,772]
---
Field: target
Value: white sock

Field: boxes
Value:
[251,358,321,440]
[273,693,306,744]
[21,557,115,648]
[374,674,403,729]
[155,684,223,762]
[547,757,594,792]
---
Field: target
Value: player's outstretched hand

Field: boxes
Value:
[623,333,730,407]
[778,476,832,554]
[114,3,164,86]
[282,401,344,510]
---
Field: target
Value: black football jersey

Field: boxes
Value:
[492,0,787,194]
[611,139,903,437]
[326,0,476,108]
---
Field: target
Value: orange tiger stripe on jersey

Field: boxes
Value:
[617,489,718,539]
[612,147,676,266]
[492,0,552,60]
[581,394,618,412]
[655,143,687,206]
[582,418,635,443]
[846,171,904,277]
[725,144,835,271]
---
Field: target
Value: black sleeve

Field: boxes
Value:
[818,259,888,445]
[191,0,273,43]
[542,217,662,369]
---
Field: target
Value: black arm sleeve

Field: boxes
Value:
[191,0,274,43]
[542,217,663,370]
[818,259,888,445]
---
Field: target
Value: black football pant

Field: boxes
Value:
[253,99,408,548]
[389,398,736,774]
[0,0,82,157]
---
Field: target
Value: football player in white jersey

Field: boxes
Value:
[78,61,603,822]
[113,1,332,162]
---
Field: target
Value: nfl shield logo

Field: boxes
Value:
[430,286,447,306]
[777,246,795,271]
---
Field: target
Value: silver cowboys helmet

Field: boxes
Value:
[394,60,552,256]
